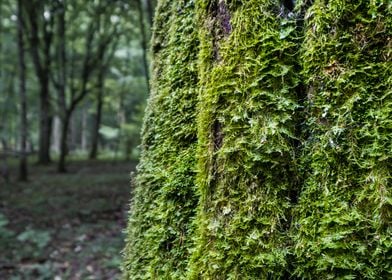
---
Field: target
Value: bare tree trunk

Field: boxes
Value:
[25,2,54,164]
[136,0,150,93]
[56,0,69,172]
[145,0,154,26]
[17,0,28,181]
[81,107,89,151]
[52,116,61,154]
[58,111,70,172]
[89,73,104,160]
[38,81,52,164]
[1,139,10,183]
[89,11,105,160]
[0,0,3,91]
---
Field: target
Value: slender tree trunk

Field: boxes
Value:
[17,0,28,181]
[56,0,69,172]
[38,81,52,164]
[145,0,154,26]
[81,108,89,151]
[24,2,54,165]
[0,0,3,91]
[1,139,10,183]
[136,0,150,93]
[89,13,105,160]
[52,116,61,153]
[58,112,70,172]
[89,74,104,160]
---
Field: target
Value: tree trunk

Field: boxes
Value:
[37,81,52,164]
[293,2,392,278]
[0,0,3,89]
[144,0,154,26]
[89,17,105,160]
[17,0,28,181]
[81,108,89,152]
[52,116,61,154]
[124,1,392,279]
[1,139,10,183]
[136,0,150,93]
[123,1,199,278]
[24,2,54,165]
[58,112,70,172]
[89,76,104,160]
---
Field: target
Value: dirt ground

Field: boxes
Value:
[0,160,136,280]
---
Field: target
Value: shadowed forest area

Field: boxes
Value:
[0,0,155,278]
[1,160,135,279]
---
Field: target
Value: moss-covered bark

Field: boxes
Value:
[122,0,199,278]
[123,0,391,278]
[188,0,300,278]
[293,0,392,278]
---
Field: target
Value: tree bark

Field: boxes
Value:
[38,81,52,164]
[136,0,150,93]
[0,139,10,183]
[55,0,69,172]
[58,111,70,172]
[25,1,54,164]
[81,108,89,151]
[89,69,104,160]
[17,0,28,181]
[145,0,154,26]
[52,116,61,153]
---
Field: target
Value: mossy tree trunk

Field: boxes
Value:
[188,0,300,278]
[123,0,391,279]
[293,1,392,278]
[123,0,199,279]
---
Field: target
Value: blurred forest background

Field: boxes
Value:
[0,0,155,278]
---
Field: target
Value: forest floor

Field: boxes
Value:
[0,160,136,280]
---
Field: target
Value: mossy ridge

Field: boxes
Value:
[189,0,301,278]
[122,0,199,279]
[293,0,392,278]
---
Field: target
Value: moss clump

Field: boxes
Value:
[188,0,300,278]
[122,0,199,279]
[293,0,392,278]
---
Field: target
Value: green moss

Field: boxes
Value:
[122,0,199,279]
[123,0,391,278]
[188,0,300,278]
[293,0,392,278]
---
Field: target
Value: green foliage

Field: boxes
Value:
[122,0,199,278]
[99,125,120,140]
[17,228,51,251]
[123,0,392,278]
[0,213,14,243]
[293,0,392,278]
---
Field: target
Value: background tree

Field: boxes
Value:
[23,0,55,164]
[17,0,28,181]
[54,0,123,171]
